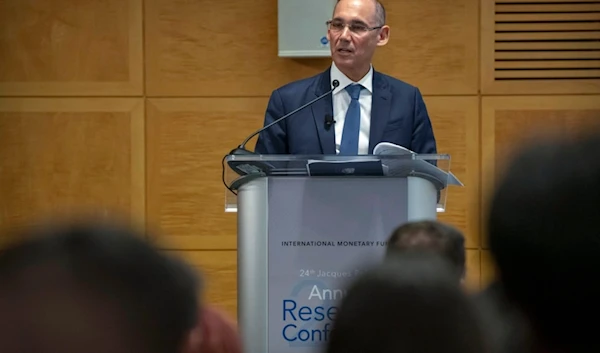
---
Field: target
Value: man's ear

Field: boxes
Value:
[377,25,390,47]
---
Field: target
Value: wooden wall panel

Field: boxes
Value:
[481,95,600,247]
[427,97,480,248]
[145,0,478,96]
[465,249,482,292]
[0,0,143,96]
[480,250,496,289]
[146,98,267,250]
[481,0,600,94]
[0,98,145,236]
[372,0,479,95]
[167,250,238,320]
[144,0,330,97]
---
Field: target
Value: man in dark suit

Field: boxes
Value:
[255,0,436,155]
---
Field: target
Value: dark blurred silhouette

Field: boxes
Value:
[193,305,242,353]
[487,132,600,353]
[473,280,533,353]
[326,252,487,353]
[385,220,466,283]
[0,221,201,353]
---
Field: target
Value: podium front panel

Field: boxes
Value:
[237,176,438,353]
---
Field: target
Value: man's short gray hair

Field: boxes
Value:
[374,0,386,26]
[334,0,387,26]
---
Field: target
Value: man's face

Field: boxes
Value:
[327,0,389,74]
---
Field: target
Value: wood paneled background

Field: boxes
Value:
[1,0,599,319]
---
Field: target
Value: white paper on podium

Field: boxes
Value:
[373,142,463,186]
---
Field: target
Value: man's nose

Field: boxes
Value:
[339,26,352,41]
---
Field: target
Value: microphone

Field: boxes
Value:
[229,79,340,155]
[324,114,335,130]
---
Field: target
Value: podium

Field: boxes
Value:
[224,153,462,353]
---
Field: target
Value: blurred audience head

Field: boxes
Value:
[192,306,242,353]
[474,280,533,353]
[487,132,600,353]
[385,220,466,283]
[0,220,202,353]
[326,252,486,353]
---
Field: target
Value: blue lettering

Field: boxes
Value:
[282,301,337,342]
[282,324,297,342]
[282,324,333,343]
[327,306,338,321]
[313,306,325,321]
[283,300,297,321]
[311,328,322,341]
[298,329,310,341]
[298,306,312,321]
[323,323,331,341]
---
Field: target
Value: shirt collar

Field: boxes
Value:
[330,62,374,95]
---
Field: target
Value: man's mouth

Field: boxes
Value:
[337,48,353,53]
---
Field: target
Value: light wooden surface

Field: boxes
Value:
[0,0,143,96]
[0,98,145,235]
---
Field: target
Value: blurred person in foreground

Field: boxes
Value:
[385,220,466,284]
[486,132,600,353]
[326,252,488,353]
[193,305,243,353]
[0,221,202,353]
[473,278,532,353]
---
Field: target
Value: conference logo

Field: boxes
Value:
[280,278,341,348]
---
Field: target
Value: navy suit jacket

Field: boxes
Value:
[254,68,436,155]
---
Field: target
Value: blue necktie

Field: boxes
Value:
[339,84,363,155]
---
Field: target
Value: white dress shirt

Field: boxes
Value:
[330,62,373,155]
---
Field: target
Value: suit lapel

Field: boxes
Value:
[311,69,336,154]
[368,71,391,153]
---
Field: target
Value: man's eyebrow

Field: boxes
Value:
[332,17,369,26]
[350,20,368,26]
